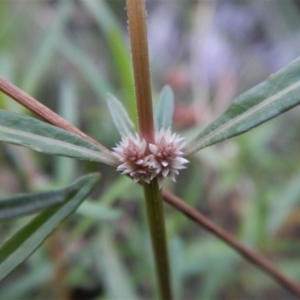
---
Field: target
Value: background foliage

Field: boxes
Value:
[0,0,300,299]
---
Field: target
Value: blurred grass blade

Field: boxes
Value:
[58,39,113,99]
[185,57,300,155]
[106,93,135,136]
[155,85,174,130]
[170,237,184,300]
[107,29,137,126]
[267,172,300,236]
[80,0,118,32]
[76,200,121,221]
[0,174,100,221]
[21,1,71,95]
[0,173,100,281]
[0,53,22,113]
[101,176,135,206]
[0,262,51,299]
[0,110,117,166]
[95,228,137,300]
[55,78,79,184]
[81,0,137,127]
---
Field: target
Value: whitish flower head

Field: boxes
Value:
[112,134,155,183]
[112,130,189,187]
[149,129,189,187]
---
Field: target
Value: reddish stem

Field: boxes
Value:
[126,0,154,144]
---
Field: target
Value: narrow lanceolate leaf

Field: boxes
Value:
[0,173,100,281]
[0,110,118,166]
[106,93,135,136]
[155,85,174,131]
[184,57,300,156]
[0,174,98,221]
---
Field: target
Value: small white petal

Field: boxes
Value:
[171,164,185,170]
[149,143,158,154]
[161,160,169,167]
[117,165,126,171]
[152,160,161,168]
[162,168,169,177]
[143,177,151,184]
[170,172,176,182]
[157,177,164,189]
[136,159,144,165]
[175,157,189,164]
[133,177,140,183]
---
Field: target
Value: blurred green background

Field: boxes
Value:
[0,0,300,299]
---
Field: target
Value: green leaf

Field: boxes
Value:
[0,173,100,281]
[0,110,117,166]
[0,174,101,221]
[185,57,300,155]
[106,93,135,136]
[155,85,174,130]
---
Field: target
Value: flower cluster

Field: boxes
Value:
[112,129,188,187]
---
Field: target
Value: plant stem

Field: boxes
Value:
[126,0,172,298]
[126,0,154,144]
[144,179,172,300]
